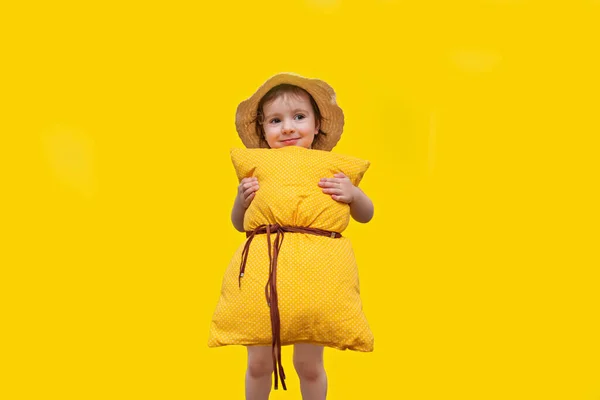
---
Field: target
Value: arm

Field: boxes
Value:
[231,177,259,232]
[231,197,246,232]
[349,186,374,223]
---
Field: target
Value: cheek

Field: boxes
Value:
[263,130,280,146]
[263,127,276,138]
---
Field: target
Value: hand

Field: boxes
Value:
[237,177,259,209]
[318,173,357,204]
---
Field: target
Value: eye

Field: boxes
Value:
[269,118,281,124]
[294,114,306,120]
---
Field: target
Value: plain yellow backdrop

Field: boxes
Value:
[1,0,599,399]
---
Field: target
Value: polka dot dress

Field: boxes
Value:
[208,146,374,352]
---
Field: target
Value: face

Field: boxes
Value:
[260,91,320,149]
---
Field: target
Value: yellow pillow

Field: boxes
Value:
[232,146,370,232]
[208,146,374,378]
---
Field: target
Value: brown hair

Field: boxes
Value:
[254,84,328,148]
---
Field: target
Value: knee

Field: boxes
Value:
[294,360,325,382]
[247,359,273,379]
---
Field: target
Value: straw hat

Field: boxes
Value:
[235,73,345,151]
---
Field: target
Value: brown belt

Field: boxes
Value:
[239,224,342,391]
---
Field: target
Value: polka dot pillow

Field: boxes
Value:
[233,146,370,232]
[208,146,374,358]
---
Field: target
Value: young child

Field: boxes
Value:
[218,73,373,400]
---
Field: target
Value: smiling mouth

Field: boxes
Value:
[281,138,300,142]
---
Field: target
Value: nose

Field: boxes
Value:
[281,119,295,135]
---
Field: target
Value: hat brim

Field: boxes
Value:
[235,73,344,151]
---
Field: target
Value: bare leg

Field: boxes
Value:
[245,346,273,400]
[293,344,327,400]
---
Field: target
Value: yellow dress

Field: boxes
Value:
[208,146,373,388]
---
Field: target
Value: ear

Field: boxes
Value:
[314,120,321,135]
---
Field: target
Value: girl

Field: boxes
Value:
[217,73,374,400]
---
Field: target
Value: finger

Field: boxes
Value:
[244,192,256,206]
[322,188,343,195]
[241,177,258,185]
[332,194,351,203]
[245,191,256,202]
[243,180,259,190]
[244,185,258,197]
[245,183,258,193]
[318,180,340,188]
[334,173,347,178]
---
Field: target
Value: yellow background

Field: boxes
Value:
[1,0,599,399]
